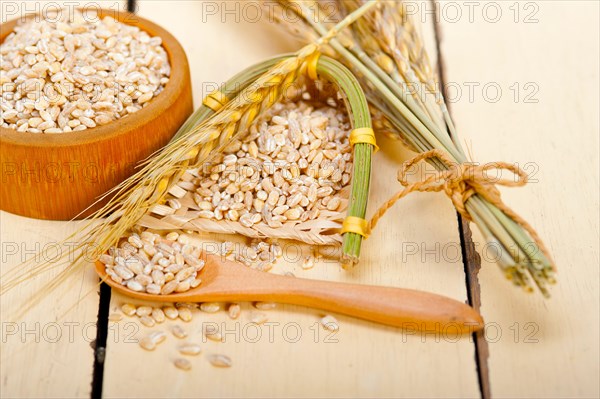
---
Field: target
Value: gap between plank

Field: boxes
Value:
[127,0,137,13]
[90,0,137,399]
[431,4,491,398]
[457,216,491,399]
[91,1,136,396]
[90,283,111,399]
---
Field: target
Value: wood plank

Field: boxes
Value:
[0,213,99,398]
[1,3,119,398]
[101,1,480,397]
[437,1,599,397]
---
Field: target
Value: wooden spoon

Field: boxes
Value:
[95,255,483,333]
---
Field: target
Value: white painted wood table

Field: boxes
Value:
[1,1,598,398]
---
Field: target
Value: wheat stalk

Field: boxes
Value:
[268,0,556,296]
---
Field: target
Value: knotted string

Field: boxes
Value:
[368,149,555,270]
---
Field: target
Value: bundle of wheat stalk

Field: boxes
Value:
[267,0,556,296]
[0,2,379,308]
[128,50,376,267]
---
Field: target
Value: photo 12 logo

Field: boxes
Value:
[2,321,102,344]
[199,321,340,344]
[402,1,541,24]
[1,2,133,24]
[400,321,540,344]
[400,81,541,105]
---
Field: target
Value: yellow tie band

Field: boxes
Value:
[350,127,379,152]
[340,216,370,238]
[202,90,229,112]
[306,52,321,81]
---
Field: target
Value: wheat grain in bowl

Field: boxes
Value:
[0,9,170,133]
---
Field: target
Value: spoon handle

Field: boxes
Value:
[213,258,483,333]
[276,276,483,333]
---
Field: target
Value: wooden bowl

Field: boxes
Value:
[0,9,193,220]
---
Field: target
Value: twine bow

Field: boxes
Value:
[368,149,554,268]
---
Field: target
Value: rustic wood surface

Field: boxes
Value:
[438,1,600,397]
[0,1,597,398]
[0,213,99,398]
